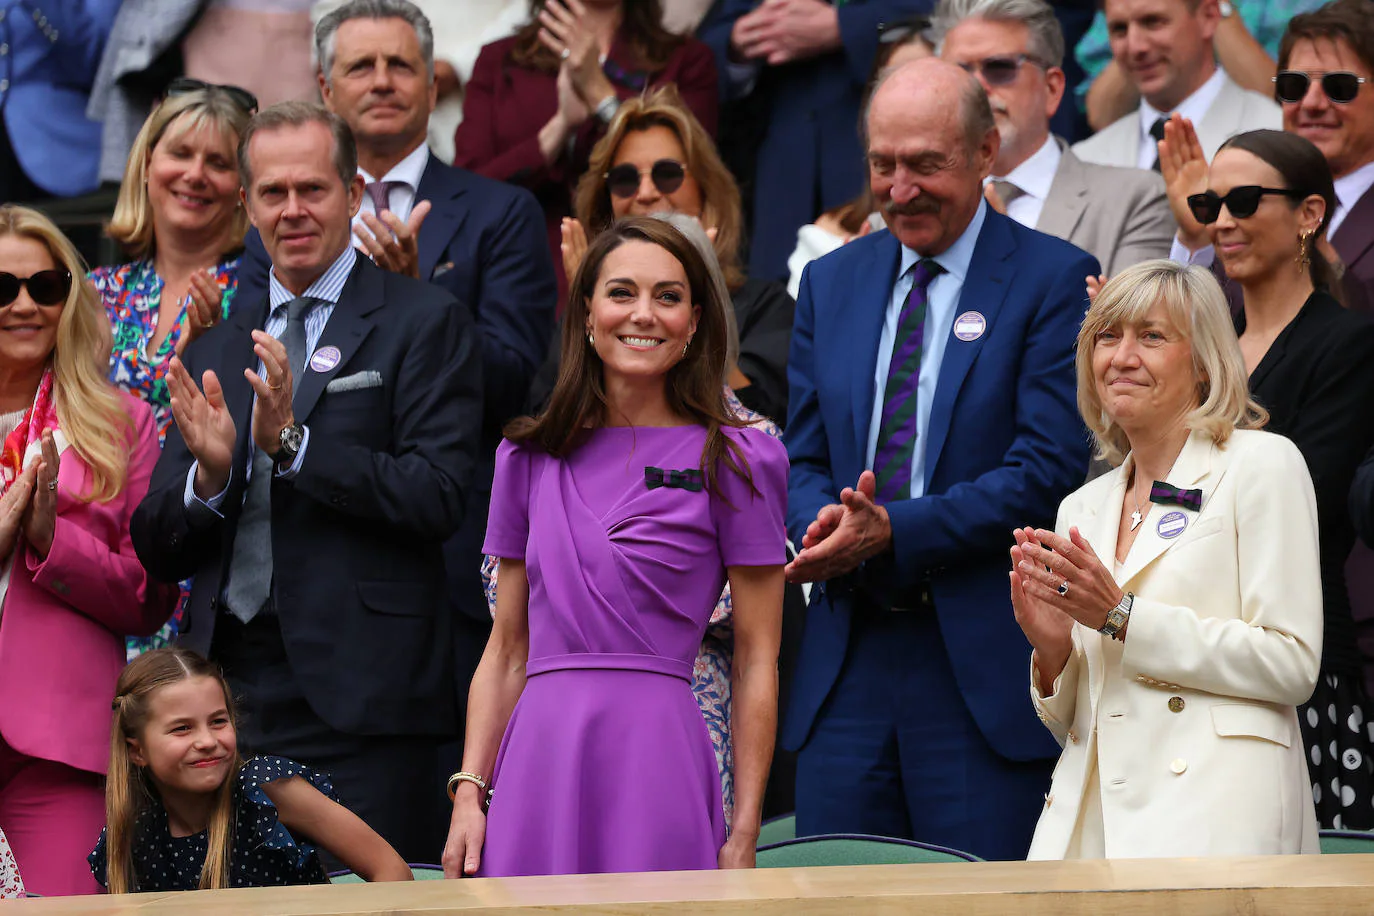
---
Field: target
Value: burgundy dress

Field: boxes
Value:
[479,425,787,876]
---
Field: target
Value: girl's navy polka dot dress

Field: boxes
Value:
[89,756,337,891]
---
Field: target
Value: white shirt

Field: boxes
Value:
[1137,68,1227,170]
[987,135,1062,231]
[354,142,430,236]
[865,200,989,499]
[1331,159,1374,238]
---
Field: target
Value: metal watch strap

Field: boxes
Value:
[1099,591,1133,640]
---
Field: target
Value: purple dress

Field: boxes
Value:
[479,424,788,877]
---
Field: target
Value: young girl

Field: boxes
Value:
[89,648,412,892]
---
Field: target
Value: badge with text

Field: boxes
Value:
[953,311,986,341]
[310,346,342,373]
[1156,510,1188,539]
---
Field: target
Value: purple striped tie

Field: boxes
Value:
[873,259,944,504]
[365,180,399,214]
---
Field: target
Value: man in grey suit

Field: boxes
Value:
[1070,0,1279,169]
[933,0,1173,276]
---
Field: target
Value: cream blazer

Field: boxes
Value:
[1027,429,1322,859]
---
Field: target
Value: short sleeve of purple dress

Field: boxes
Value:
[479,425,788,877]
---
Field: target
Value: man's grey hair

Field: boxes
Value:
[316,0,435,83]
[929,0,1065,68]
[238,101,358,192]
[863,64,997,157]
[649,212,740,382]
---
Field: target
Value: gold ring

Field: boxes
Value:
[267,379,283,391]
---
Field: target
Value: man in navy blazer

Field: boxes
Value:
[236,1,556,672]
[784,59,1095,860]
[698,0,928,282]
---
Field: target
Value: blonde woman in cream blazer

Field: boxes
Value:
[1010,260,1322,860]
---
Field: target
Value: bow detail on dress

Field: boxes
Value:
[1149,481,1202,511]
[644,466,704,492]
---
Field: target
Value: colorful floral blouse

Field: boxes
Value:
[92,257,240,446]
[0,827,22,898]
[91,256,240,659]
[481,389,783,830]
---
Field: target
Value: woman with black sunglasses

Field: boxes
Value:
[0,206,178,895]
[1162,124,1374,831]
[90,85,253,659]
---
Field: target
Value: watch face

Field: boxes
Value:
[280,425,303,453]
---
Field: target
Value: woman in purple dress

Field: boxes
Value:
[442,216,787,877]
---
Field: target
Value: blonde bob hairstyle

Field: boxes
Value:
[0,206,135,502]
[1077,259,1267,466]
[573,85,746,291]
[107,89,251,259]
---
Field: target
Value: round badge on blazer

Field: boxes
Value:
[953,311,986,341]
[1156,510,1188,539]
[309,346,342,373]
[1168,696,1185,713]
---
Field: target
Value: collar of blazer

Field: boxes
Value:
[1035,138,1087,242]
[1332,182,1374,271]
[1084,428,1219,590]
[414,156,471,283]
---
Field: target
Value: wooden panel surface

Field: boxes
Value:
[5,855,1374,915]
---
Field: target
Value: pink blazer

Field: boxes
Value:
[0,393,177,775]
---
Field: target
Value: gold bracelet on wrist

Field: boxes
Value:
[447,771,489,802]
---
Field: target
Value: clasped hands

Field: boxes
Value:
[538,0,617,130]
[784,470,891,584]
[0,430,62,562]
[168,330,299,498]
[730,0,842,67]
[1009,526,1123,683]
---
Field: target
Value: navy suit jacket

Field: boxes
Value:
[783,211,1097,760]
[132,257,483,737]
[239,154,557,626]
[698,0,928,282]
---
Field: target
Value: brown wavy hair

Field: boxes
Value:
[509,0,683,73]
[504,216,755,497]
[103,648,244,894]
[574,85,745,290]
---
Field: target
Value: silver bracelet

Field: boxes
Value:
[595,94,621,126]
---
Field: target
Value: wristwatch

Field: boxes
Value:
[1099,592,1133,640]
[595,94,621,126]
[1218,1,1235,18]
[273,422,305,466]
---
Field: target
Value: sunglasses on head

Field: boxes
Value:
[605,159,688,199]
[1186,186,1308,224]
[0,269,72,308]
[1273,70,1368,104]
[955,54,1044,87]
[165,77,259,114]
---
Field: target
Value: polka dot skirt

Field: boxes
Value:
[89,756,337,891]
[1299,673,1374,830]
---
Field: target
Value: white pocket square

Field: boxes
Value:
[326,370,383,393]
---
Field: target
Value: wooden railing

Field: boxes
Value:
[6,855,1374,914]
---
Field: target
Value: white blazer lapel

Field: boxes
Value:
[1083,464,1127,711]
[1118,431,1217,586]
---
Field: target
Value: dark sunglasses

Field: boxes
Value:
[1273,70,1368,104]
[0,269,72,307]
[1187,186,1308,224]
[166,77,259,114]
[955,54,1044,87]
[605,159,688,199]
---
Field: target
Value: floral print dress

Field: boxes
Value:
[91,257,240,658]
[0,827,22,898]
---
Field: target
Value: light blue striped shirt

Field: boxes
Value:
[184,246,357,513]
[864,200,987,500]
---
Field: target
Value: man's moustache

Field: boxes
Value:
[885,198,940,217]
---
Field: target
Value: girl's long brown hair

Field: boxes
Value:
[505,216,755,497]
[104,648,244,894]
[509,0,683,73]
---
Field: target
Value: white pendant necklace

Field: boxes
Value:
[1129,475,1146,531]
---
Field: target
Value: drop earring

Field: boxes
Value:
[1297,229,1313,275]
[683,335,692,358]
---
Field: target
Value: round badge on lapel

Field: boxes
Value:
[309,346,342,373]
[953,311,986,341]
[1156,510,1188,539]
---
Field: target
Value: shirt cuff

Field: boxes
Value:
[1169,236,1215,267]
[183,462,229,521]
[274,426,309,480]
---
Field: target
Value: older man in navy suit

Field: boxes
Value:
[784,58,1096,860]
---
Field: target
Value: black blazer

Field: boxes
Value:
[1333,183,1374,314]
[132,256,483,736]
[1244,289,1374,676]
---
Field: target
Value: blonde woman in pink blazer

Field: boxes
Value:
[0,206,177,896]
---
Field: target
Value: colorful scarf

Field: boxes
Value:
[0,368,59,496]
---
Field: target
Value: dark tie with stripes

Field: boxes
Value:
[873,259,944,504]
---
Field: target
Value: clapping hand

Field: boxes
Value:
[538,0,615,109]
[730,0,842,67]
[168,357,237,498]
[1009,527,1075,688]
[245,331,295,458]
[1086,273,1108,302]
[560,217,589,281]
[176,270,227,355]
[0,462,36,561]
[354,201,432,279]
[1013,526,1124,636]
[1158,114,1210,252]
[21,431,61,559]
[784,470,892,583]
